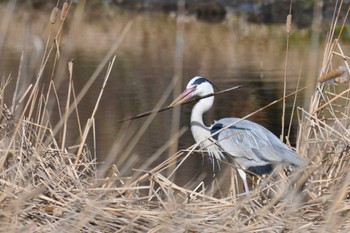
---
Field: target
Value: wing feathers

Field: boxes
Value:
[210,118,303,167]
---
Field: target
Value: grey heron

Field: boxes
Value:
[169,76,306,192]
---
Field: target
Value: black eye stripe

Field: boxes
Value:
[191,77,220,91]
[192,77,209,86]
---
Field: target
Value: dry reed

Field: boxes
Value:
[318,66,349,83]
[50,7,59,25]
[1,1,350,233]
[61,1,69,22]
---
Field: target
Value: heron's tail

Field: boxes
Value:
[283,149,308,168]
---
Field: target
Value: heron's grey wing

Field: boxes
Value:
[211,118,304,167]
[211,119,280,163]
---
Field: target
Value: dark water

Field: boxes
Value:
[0,8,323,189]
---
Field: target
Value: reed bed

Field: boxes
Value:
[1,1,350,232]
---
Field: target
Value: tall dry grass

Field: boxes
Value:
[0,1,350,232]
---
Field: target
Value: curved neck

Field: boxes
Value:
[190,96,214,143]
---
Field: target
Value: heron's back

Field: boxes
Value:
[210,118,306,169]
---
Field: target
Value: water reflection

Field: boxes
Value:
[0,9,319,189]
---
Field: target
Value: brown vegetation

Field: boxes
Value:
[0,1,350,232]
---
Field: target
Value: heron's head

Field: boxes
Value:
[169,76,214,107]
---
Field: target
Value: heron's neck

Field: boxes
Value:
[190,96,214,143]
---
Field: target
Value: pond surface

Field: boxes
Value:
[0,6,328,190]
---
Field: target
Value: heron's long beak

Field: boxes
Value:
[168,87,195,108]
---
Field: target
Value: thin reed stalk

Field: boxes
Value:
[168,0,186,174]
